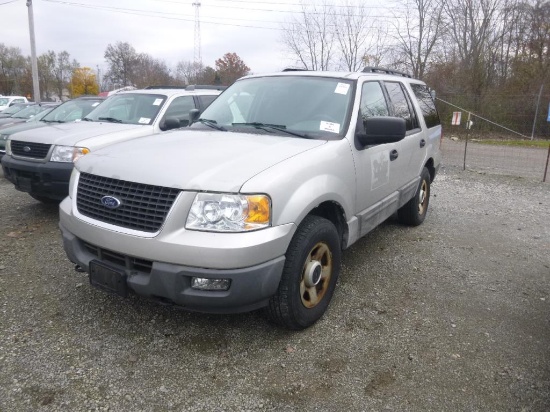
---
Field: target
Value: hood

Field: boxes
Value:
[0,118,26,128]
[0,121,48,136]
[76,130,327,193]
[9,121,149,148]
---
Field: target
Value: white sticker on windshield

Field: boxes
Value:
[334,83,350,95]
[138,117,150,124]
[92,102,100,107]
[320,121,340,133]
[153,99,163,106]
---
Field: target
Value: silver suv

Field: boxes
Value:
[59,68,442,330]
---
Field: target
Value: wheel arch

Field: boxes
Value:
[305,200,348,251]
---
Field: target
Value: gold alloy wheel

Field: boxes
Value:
[418,179,428,215]
[300,241,333,308]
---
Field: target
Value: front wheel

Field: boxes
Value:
[398,167,431,226]
[266,215,341,330]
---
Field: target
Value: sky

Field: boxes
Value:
[1,0,392,79]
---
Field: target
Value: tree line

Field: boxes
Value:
[282,0,549,137]
[0,42,250,101]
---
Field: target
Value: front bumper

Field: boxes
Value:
[59,196,295,313]
[1,155,72,200]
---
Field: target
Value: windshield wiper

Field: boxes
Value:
[197,118,227,131]
[81,117,93,122]
[232,122,311,139]
[42,119,64,123]
[98,117,123,123]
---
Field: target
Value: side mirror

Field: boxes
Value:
[356,117,406,147]
[163,117,180,131]
[189,109,200,125]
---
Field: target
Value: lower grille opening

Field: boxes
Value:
[82,241,153,274]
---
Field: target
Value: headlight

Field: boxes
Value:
[186,193,271,232]
[0,134,8,140]
[51,145,90,163]
[5,139,11,156]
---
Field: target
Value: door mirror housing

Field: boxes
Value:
[189,109,200,125]
[356,116,406,147]
[162,117,181,131]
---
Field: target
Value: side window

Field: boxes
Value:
[411,84,441,128]
[385,82,419,131]
[161,96,196,127]
[198,95,217,110]
[359,81,389,128]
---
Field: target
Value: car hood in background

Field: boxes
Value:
[77,130,327,193]
[8,122,149,148]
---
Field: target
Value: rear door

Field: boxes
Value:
[383,81,424,189]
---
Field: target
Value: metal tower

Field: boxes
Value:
[192,2,202,64]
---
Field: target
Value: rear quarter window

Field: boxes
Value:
[410,84,441,129]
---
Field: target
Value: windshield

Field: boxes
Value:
[85,93,167,125]
[1,105,26,115]
[0,98,9,106]
[42,99,102,123]
[12,105,51,119]
[197,76,354,139]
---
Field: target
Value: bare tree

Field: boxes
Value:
[281,1,335,70]
[134,54,173,88]
[391,0,445,79]
[334,0,377,71]
[104,42,139,88]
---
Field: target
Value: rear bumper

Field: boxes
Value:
[1,155,72,200]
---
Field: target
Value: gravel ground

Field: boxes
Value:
[0,165,549,412]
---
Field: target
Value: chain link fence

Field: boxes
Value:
[436,94,550,182]
[441,137,550,181]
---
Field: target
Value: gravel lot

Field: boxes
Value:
[0,165,549,412]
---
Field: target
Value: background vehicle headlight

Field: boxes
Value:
[186,193,271,232]
[51,145,90,162]
[5,139,11,155]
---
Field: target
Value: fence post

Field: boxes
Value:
[463,112,471,171]
[544,144,550,183]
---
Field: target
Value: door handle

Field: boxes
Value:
[420,139,426,148]
[390,149,398,161]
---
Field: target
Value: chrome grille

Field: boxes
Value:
[76,172,181,232]
[11,140,51,159]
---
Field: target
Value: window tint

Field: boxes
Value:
[411,84,440,128]
[359,82,389,127]
[385,82,419,131]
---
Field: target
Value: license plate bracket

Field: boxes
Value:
[15,176,32,192]
[89,260,128,297]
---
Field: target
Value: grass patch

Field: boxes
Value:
[470,139,550,148]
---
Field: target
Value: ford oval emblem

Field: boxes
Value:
[101,195,121,209]
[23,146,31,152]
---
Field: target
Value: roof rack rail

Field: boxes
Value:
[144,85,186,89]
[361,67,412,78]
[185,85,227,91]
[282,68,309,72]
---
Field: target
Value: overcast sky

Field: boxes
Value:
[1,0,392,77]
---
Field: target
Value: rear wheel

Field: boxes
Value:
[398,167,431,226]
[266,215,341,330]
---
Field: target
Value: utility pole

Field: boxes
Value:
[26,0,40,102]
[192,2,202,65]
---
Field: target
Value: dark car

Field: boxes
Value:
[0,97,105,161]
[0,103,59,129]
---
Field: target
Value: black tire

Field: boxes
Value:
[398,167,431,226]
[266,215,341,330]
